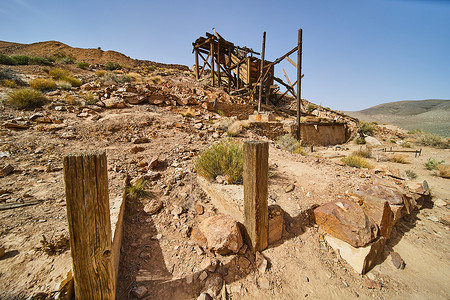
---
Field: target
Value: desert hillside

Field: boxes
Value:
[346,99,450,137]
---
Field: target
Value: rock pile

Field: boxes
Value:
[314,181,430,274]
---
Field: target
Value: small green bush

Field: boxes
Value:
[419,133,449,149]
[81,92,97,105]
[126,179,148,199]
[425,158,445,170]
[62,76,82,87]
[306,103,315,113]
[56,80,72,90]
[6,89,47,109]
[276,134,302,154]
[194,139,243,184]
[105,61,121,71]
[10,55,30,65]
[405,170,417,180]
[51,52,75,64]
[101,72,130,83]
[359,121,376,136]
[29,78,57,91]
[29,57,52,65]
[341,155,372,169]
[355,137,366,145]
[388,154,410,164]
[48,68,71,80]
[0,54,17,65]
[76,61,89,69]
[1,79,18,88]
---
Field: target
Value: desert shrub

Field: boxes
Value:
[101,72,131,83]
[419,133,449,149]
[62,76,82,87]
[359,121,376,136]
[425,158,445,170]
[6,89,47,109]
[48,68,71,80]
[56,80,72,90]
[10,55,30,65]
[126,179,148,199]
[29,56,52,65]
[388,154,410,164]
[76,61,89,69]
[194,139,243,184]
[105,61,121,71]
[306,103,315,113]
[1,79,18,88]
[437,164,450,178]
[81,92,97,105]
[276,134,302,153]
[51,52,75,64]
[149,75,162,84]
[355,137,366,145]
[407,129,422,134]
[0,54,17,65]
[95,70,107,77]
[0,67,25,85]
[405,170,418,180]
[29,78,57,91]
[353,147,372,158]
[401,141,412,148]
[341,155,372,169]
[227,121,242,137]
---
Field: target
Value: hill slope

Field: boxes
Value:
[346,99,450,137]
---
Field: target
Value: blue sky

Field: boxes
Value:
[1,0,449,111]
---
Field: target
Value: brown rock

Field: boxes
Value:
[314,199,377,247]
[0,164,14,177]
[191,214,243,255]
[268,205,284,244]
[133,137,150,144]
[284,184,295,193]
[148,157,159,169]
[143,199,163,215]
[195,203,205,215]
[353,191,394,239]
[390,251,405,269]
[363,277,382,289]
[130,146,145,154]
[0,246,5,258]
[204,273,223,296]
[390,205,405,226]
[3,122,29,129]
[132,286,148,298]
[358,184,405,206]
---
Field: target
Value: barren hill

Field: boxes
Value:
[0,40,188,70]
[346,99,450,137]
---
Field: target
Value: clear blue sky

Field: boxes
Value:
[1,0,449,111]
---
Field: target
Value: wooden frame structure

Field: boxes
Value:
[192,29,304,107]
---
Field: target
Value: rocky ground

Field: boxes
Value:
[0,58,449,300]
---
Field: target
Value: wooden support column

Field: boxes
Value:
[244,141,269,253]
[210,42,215,87]
[195,48,199,80]
[228,46,232,92]
[258,31,266,112]
[63,151,115,299]
[296,29,303,141]
[217,41,221,87]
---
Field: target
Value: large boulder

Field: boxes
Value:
[191,214,243,255]
[314,199,377,247]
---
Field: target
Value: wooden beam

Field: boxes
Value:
[195,48,199,80]
[217,41,221,87]
[210,41,215,86]
[273,45,298,65]
[258,32,266,112]
[63,151,115,299]
[286,56,297,68]
[244,141,269,253]
[274,77,296,97]
[282,68,293,86]
[297,28,303,141]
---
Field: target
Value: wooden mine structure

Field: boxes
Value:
[193,30,303,104]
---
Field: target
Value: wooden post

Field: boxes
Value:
[195,48,199,80]
[244,141,269,252]
[258,31,266,112]
[296,28,303,141]
[210,41,215,87]
[63,151,115,299]
[217,41,221,87]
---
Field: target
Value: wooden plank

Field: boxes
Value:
[258,32,266,112]
[297,28,303,141]
[210,41,215,86]
[217,41,221,87]
[63,151,115,299]
[286,56,297,68]
[244,141,269,252]
[195,48,199,80]
[282,69,293,86]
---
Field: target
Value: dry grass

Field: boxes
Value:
[36,234,69,256]
[437,164,450,178]
[388,154,410,164]
[352,147,372,158]
[48,68,71,80]
[341,155,372,169]
[29,78,56,91]
[126,179,148,199]
[6,89,47,109]
[62,76,82,87]
[194,139,243,184]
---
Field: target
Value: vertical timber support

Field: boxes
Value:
[63,151,115,300]
[258,31,266,112]
[296,28,303,141]
[217,41,221,87]
[210,41,215,87]
[244,141,269,253]
[195,48,199,80]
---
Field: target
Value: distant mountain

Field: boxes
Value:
[345,99,450,137]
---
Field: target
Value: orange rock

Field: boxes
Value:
[314,199,377,247]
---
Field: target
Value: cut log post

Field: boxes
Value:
[210,41,215,86]
[244,141,269,252]
[63,151,115,299]
[195,48,199,80]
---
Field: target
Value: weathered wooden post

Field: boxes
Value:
[258,31,266,112]
[296,28,303,141]
[244,141,269,252]
[63,151,115,299]
[195,48,199,80]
